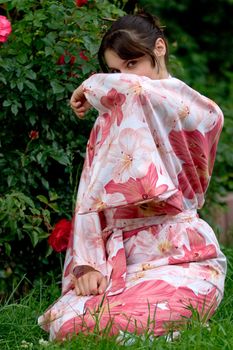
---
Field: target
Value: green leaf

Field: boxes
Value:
[49,191,59,201]
[3,100,11,107]
[4,242,11,256]
[27,70,37,80]
[22,34,32,46]
[38,231,50,240]
[51,152,70,166]
[36,152,44,163]
[0,76,7,84]
[17,53,28,65]
[81,63,94,75]
[25,80,37,91]
[50,81,65,94]
[16,192,35,208]
[41,177,49,189]
[17,81,24,92]
[45,46,54,56]
[29,207,40,215]
[27,229,39,247]
[46,99,54,110]
[11,104,18,116]
[45,245,53,257]
[10,81,16,89]
[47,203,59,212]
[42,208,51,220]
[36,195,48,204]
[26,100,33,111]
[7,175,17,187]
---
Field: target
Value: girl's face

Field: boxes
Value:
[104,42,168,80]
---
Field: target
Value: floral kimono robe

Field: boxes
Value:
[39,73,226,340]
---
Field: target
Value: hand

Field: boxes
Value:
[74,270,108,296]
[70,85,92,119]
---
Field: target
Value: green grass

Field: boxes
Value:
[0,246,233,350]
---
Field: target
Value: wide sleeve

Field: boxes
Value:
[61,211,108,295]
[80,73,223,211]
[77,73,183,215]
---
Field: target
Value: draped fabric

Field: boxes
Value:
[38,74,226,340]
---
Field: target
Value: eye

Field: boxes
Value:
[127,60,138,68]
[109,68,120,73]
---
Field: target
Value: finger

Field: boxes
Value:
[70,88,82,104]
[73,101,82,107]
[76,106,86,113]
[74,282,81,296]
[71,106,86,119]
[70,91,85,107]
[77,277,88,296]
[88,277,99,295]
[72,276,81,296]
[98,276,107,294]
[70,102,81,111]
[70,109,85,119]
[82,275,94,296]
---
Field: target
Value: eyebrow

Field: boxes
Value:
[108,67,120,71]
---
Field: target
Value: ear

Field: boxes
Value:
[153,38,167,57]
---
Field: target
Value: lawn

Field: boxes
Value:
[0,246,232,350]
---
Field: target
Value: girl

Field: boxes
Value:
[39,13,226,340]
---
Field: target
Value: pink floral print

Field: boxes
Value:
[100,88,126,126]
[169,117,222,200]
[38,73,226,340]
[105,163,168,203]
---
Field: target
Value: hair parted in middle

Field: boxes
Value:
[98,12,168,73]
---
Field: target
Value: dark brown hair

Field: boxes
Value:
[98,13,168,73]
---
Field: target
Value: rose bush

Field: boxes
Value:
[0,0,125,297]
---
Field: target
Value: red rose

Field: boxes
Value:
[29,130,39,140]
[48,219,72,252]
[70,55,76,65]
[79,51,89,61]
[0,15,12,43]
[76,0,88,7]
[57,55,65,65]
[57,52,76,65]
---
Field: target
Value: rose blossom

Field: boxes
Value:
[29,130,39,140]
[76,0,88,7]
[79,51,89,61]
[48,219,72,252]
[0,15,12,43]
